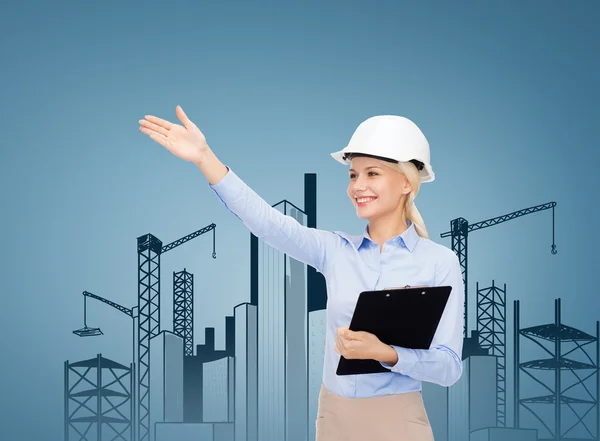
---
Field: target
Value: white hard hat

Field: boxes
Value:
[330,115,435,182]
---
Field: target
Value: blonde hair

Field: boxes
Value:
[376,159,430,240]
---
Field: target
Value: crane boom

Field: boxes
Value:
[442,202,557,244]
[161,223,217,257]
[83,291,133,317]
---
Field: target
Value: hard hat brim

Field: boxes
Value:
[330,149,435,183]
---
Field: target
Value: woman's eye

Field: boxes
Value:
[350,172,377,179]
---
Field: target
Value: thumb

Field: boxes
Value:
[176,105,195,130]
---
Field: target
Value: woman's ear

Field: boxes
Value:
[403,176,413,195]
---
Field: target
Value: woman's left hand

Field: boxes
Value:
[334,326,388,360]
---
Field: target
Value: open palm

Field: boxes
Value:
[139,105,209,164]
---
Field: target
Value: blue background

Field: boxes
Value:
[1,1,598,440]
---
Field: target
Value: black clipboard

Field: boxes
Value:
[336,285,452,375]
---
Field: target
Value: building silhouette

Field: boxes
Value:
[183,318,235,423]
[202,356,234,423]
[149,331,184,441]
[304,173,328,441]
[248,172,326,441]
[234,302,258,441]
[251,202,307,441]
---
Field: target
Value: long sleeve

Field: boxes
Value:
[379,251,465,387]
[209,166,341,274]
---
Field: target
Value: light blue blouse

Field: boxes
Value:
[209,166,464,398]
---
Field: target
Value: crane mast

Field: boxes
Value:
[136,223,216,441]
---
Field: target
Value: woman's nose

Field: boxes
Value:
[350,178,367,192]
[357,173,370,186]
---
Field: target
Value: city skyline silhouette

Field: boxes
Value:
[2,1,598,440]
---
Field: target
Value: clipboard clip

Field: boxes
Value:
[383,285,430,296]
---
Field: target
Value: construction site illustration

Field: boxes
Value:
[61,171,595,441]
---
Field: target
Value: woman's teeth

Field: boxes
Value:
[357,197,377,205]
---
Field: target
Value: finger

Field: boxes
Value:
[144,114,175,131]
[342,341,355,357]
[340,337,351,352]
[344,330,357,340]
[176,105,196,131]
[337,337,349,354]
[349,331,364,341]
[347,341,356,352]
[139,119,170,137]
[141,128,171,149]
[139,126,161,139]
[352,331,367,340]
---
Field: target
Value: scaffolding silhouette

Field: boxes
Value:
[64,354,134,441]
[514,298,600,441]
[477,280,506,427]
[173,269,194,357]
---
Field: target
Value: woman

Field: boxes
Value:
[139,107,464,441]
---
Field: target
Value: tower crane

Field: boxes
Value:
[74,222,217,441]
[440,202,557,428]
[440,202,557,337]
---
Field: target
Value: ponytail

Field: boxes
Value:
[405,189,430,239]
[376,159,430,239]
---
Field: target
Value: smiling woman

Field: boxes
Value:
[336,116,433,245]
[346,156,426,248]
[139,108,463,441]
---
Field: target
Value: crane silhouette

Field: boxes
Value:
[73,223,217,441]
[440,201,557,337]
[440,202,557,428]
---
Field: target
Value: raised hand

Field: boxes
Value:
[139,105,210,165]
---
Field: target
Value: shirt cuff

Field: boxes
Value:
[208,165,244,201]
[379,346,419,374]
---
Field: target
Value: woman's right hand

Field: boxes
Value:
[139,105,210,165]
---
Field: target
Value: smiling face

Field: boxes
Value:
[347,156,411,223]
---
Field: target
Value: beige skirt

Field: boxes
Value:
[316,383,435,441]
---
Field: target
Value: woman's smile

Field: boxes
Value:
[356,196,378,207]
